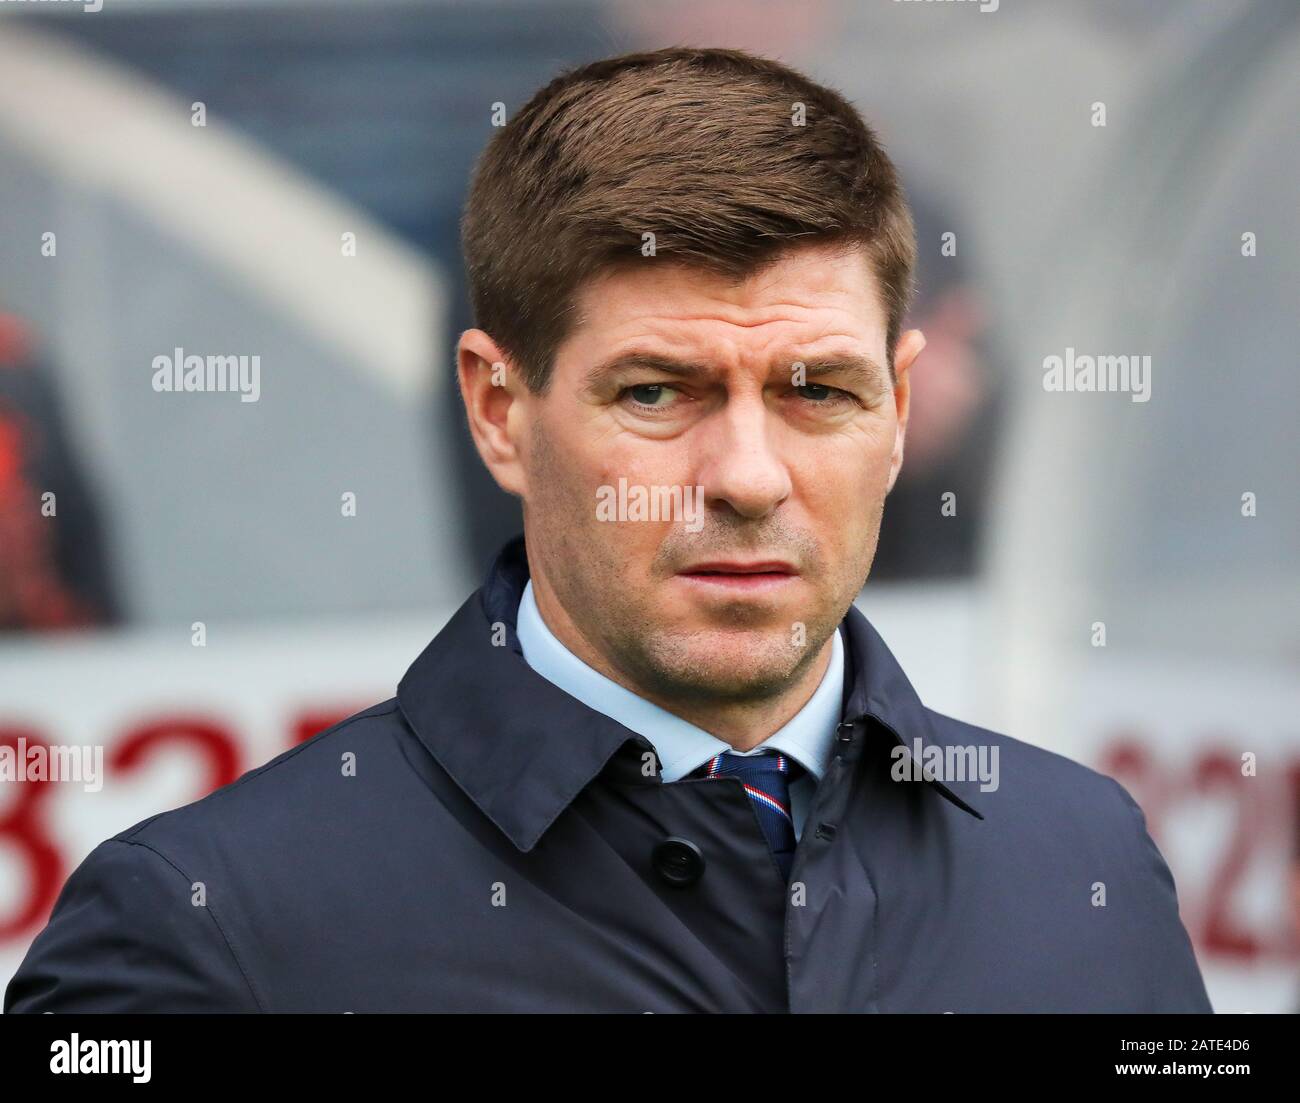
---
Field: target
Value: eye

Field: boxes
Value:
[621,383,680,409]
[792,383,853,405]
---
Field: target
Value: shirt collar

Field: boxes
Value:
[516,577,843,782]
[397,533,982,853]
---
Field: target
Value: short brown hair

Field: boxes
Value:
[460,46,916,393]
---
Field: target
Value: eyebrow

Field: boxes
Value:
[582,351,892,393]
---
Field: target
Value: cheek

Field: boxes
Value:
[532,420,614,510]
[799,431,892,509]
[579,448,695,556]
[854,424,900,502]
[591,440,694,503]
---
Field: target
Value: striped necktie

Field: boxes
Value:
[690,750,805,881]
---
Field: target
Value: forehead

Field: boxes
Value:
[562,243,888,364]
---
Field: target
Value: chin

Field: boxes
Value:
[641,629,809,697]
[681,661,804,701]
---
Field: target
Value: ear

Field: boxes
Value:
[886,328,925,494]
[456,329,528,497]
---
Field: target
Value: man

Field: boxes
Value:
[5,47,1211,1013]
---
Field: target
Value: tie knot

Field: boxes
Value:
[688,749,805,881]
[691,749,806,785]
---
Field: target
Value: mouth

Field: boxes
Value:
[675,560,799,592]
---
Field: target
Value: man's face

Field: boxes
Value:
[466,241,920,705]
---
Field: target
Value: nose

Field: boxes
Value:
[695,394,792,520]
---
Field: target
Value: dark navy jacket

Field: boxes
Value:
[5,534,1213,1012]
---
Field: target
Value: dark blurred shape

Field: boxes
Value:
[868,187,1004,582]
[0,312,120,631]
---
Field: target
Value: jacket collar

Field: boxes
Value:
[397,533,982,852]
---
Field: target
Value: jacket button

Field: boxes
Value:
[652,836,705,887]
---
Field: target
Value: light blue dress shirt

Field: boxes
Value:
[515,579,844,841]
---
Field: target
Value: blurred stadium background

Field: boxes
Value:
[0,0,1296,1012]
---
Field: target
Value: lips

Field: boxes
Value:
[676,560,799,592]
[678,561,797,575]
